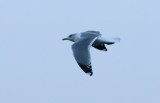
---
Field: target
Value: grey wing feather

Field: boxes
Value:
[85,31,100,34]
[80,31,101,38]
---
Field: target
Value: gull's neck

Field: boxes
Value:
[73,33,81,42]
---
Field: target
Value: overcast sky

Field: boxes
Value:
[0,0,160,103]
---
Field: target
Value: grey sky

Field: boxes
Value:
[0,0,160,103]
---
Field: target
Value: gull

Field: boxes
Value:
[62,31,120,76]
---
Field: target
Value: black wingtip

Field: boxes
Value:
[77,63,93,76]
[92,44,107,51]
[104,48,107,51]
[89,71,93,76]
[106,42,115,45]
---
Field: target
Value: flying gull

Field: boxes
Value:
[62,31,120,76]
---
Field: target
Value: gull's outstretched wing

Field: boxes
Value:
[72,33,100,76]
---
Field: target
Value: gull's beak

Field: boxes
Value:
[62,38,68,40]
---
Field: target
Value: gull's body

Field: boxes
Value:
[63,31,120,76]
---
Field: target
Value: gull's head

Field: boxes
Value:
[62,33,79,42]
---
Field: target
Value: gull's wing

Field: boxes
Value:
[92,37,120,51]
[72,33,100,76]
[80,31,101,38]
